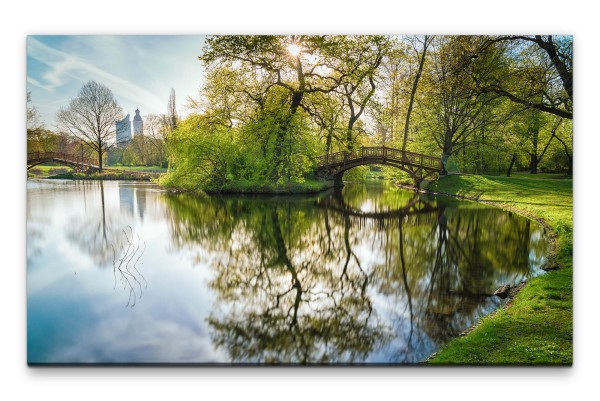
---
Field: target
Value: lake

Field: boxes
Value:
[26,179,548,364]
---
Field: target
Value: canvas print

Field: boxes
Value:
[26,35,573,365]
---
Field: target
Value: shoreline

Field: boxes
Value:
[394,180,559,363]
[408,175,571,365]
[398,181,559,364]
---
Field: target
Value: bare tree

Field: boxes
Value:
[56,81,123,172]
[27,91,43,131]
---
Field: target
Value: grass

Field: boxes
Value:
[28,165,74,176]
[47,171,159,181]
[426,173,572,365]
[107,165,167,173]
[28,163,166,181]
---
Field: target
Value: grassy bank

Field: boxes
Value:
[107,165,167,173]
[47,170,161,181]
[28,165,74,177]
[425,174,572,365]
[158,169,331,195]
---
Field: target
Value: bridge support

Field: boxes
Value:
[332,174,344,188]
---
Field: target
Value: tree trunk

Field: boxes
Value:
[346,118,357,152]
[529,113,540,174]
[272,90,303,180]
[402,35,430,154]
[325,130,333,155]
[529,153,538,174]
[440,139,453,175]
[553,132,572,175]
[98,147,103,173]
[506,152,516,177]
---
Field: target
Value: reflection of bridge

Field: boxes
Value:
[317,192,441,229]
[318,193,438,220]
[27,152,99,172]
[315,146,443,187]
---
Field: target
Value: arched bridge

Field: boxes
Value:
[27,151,100,172]
[315,146,443,187]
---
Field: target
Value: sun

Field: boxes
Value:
[287,43,301,57]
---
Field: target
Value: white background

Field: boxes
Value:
[3,1,595,400]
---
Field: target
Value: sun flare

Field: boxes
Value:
[287,43,301,57]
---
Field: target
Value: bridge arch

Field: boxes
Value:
[27,152,99,172]
[315,146,443,188]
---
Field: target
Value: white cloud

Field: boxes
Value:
[27,37,165,113]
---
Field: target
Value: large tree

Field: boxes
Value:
[336,36,388,152]
[485,35,572,119]
[402,35,432,153]
[56,80,123,172]
[200,36,340,178]
[421,36,507,172]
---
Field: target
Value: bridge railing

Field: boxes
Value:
[315,146,442,171]
[27,151,97,168]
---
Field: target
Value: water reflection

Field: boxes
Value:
[27,180,546,364]
[66,181,118,266]
[164,183,547,363]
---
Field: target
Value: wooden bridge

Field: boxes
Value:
[27,151,100,172]
[315,146,443,187]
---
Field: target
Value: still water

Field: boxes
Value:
[27,179,547,364]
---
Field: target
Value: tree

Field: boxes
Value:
[421,36,506,172]
[200,35,347,179]
[167,88,179,131]
[323,36,389,151]
[485,35,572,119]
[56,81,122,172]
[144,113,169,166]
[402,35,432,153]
[27,91,43,132]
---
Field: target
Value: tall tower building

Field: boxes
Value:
[116,114,132,147]
[133,107,143,136]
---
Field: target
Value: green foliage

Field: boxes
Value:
[160,114,238,191]
[162,35,572,193]
[164,93,324,192]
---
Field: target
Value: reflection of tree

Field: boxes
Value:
[66,181,124,266]
[165,193,388,363]
[163,184,547,363]
[209,204,390,363]
[64,182,148,307]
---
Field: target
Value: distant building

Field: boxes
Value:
[133,108,143,136]
[116,114,132,147]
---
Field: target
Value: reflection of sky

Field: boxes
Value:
[27,179,226,363]
[27,180,548,364]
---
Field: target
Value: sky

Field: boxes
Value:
[27,35,206,128]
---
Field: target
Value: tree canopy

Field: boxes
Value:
[162,34,573,191]
[56,80,123,171]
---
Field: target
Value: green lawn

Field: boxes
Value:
[28,164,167,177]
[426,173,573,365]
[107,165,167,173]
[28,164,74,176]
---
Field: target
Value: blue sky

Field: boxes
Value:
[27,35,206,128]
